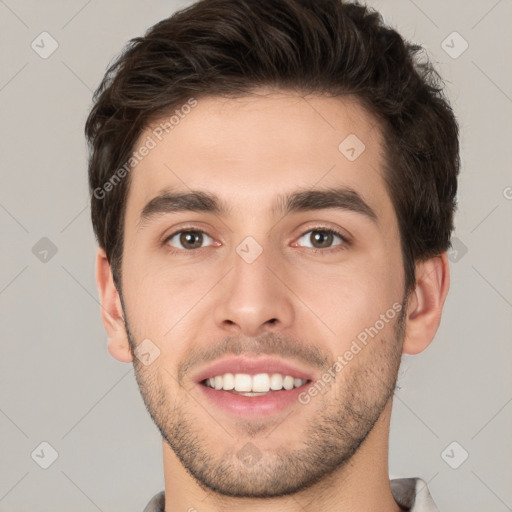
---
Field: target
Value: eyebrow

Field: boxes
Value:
[137,186,378,231]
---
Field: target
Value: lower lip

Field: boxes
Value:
[197,383,309,418]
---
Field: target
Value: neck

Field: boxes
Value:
[161,399,401,512]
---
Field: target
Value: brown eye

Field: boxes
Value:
[311,231,334,248]
[166,230,212,250]
[296,229,346,250]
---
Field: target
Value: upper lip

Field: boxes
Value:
[193,356,315,384]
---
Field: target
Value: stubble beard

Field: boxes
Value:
[125,302,406,498]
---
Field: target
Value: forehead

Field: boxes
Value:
[124,91,393,226]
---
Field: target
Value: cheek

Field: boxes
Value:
[123,250,188,312]
[122,254,216,343]
[292,250,402,347]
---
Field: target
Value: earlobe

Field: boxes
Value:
[107,336,134,363]
[402,252,450,355]
[95,248,134,363]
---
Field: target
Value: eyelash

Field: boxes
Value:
[300,228,350,253]
[162,226,350,255]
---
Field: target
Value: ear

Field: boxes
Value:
[402,252,450,355]
[95,247,133,363]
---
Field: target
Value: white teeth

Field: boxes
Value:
[252,373,270,392]
[283,376,294,390]
[234,373,252,392]
[222,373,235,390]
[204,373,307,392]
[270,373,283,390]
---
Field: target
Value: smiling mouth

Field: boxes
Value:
[201,372,311,396]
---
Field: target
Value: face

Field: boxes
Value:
[119,90,407,497]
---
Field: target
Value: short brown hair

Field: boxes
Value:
[85,0,460,294]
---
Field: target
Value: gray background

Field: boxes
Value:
[0,0,511,510]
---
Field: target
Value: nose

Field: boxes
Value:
[213,241,295,338]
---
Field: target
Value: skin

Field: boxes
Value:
[96,90,450,511]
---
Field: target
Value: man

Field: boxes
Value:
[85,0,459,510]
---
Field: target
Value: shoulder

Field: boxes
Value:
[390,477,439,511]
[142,490,165,512]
